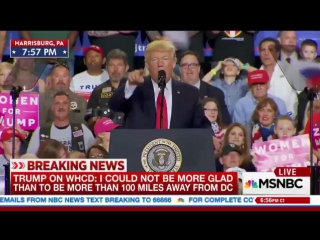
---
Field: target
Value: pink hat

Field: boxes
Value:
[94,118,121,136]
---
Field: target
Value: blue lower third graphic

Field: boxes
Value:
[10,47,69,58]
[188,197,254,203]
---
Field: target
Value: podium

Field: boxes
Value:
[109,129,216,172]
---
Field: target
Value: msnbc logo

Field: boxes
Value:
[244,180,258,188]
[177,198,185,203]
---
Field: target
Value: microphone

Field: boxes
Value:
[158,70,166,88]
[158,70,166,129]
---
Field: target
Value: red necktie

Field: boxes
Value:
[156,93,168,129]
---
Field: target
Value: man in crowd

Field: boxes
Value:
[277,31,301,64]
[87,31,137,71]
[147,31,205,78]
[86,49,129,124]
[219,143,243,172]
[0,128,23,174]
[257,37,306,119]
[28,92,95,154]
[39,64,87,126]
[109,40,211,129]
[70,45,109,101]
[233,70,287,125]
[179,50,231,125]
[19,31,79,77]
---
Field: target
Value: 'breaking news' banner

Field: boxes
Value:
[7,159,311,195]
[9,159,237,195]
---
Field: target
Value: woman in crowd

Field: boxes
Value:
[94,117,122,152]
[252,115,316,167]
[202,58,251,116]
[86,145,109,159]
[36,139,68,159]
[250,98,279,145]
[220,123,255,171]
[202,97,226,153]
[12,58,47,93]
[0,62,13,91]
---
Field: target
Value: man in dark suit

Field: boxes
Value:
[109,40,211,129]
[179,51,231,125]
[277,31,302,64]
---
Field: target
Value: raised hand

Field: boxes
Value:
[128,69,144,86]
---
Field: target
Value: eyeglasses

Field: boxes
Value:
[89,154,104,159]
[180,63,199,69]
[53,63,69,70]
[204,108,218,112]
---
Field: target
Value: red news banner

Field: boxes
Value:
[10,159,238,195]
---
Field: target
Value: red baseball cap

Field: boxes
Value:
[83,45,104,57]
[248,70,269,86]
[94,118,121,136]
[0,128,23,142]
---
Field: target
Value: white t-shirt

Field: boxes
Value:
[27,124,95,154]
[70,70,109,100]
[260,64,298,118]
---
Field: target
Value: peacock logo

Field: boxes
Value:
[244,180,259,188]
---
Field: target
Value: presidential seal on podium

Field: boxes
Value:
[141,138,182,172]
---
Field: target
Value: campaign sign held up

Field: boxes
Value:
[0,93,39,131]
[253,135,310,172]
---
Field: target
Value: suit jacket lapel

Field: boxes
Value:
[170,80,181,128]
[143,77,156,127]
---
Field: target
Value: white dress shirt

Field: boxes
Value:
[260,64,298,118]
[124,79,173,128]
[281,51,298,64]
[193,80,201,89]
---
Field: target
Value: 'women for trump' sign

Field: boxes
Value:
[0,93,39,131]
[253,135,310,172]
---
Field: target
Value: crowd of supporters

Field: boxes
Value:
[0,30,319,178]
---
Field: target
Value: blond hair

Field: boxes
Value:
[0,62,14,72]
[144,40,178,80]
[0,62,14,92]
[145,40,177,61]
[69,151,86,158]
[20,154,38,159]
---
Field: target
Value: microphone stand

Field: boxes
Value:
[4,85,22,195]
[305,87,320,195]
[159,79,166,129]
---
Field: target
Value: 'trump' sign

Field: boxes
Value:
[253,135,310,172]
[0,93,39,131]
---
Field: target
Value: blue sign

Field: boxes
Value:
[4,31,320,57]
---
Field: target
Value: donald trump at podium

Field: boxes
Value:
[109,40,211,129]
